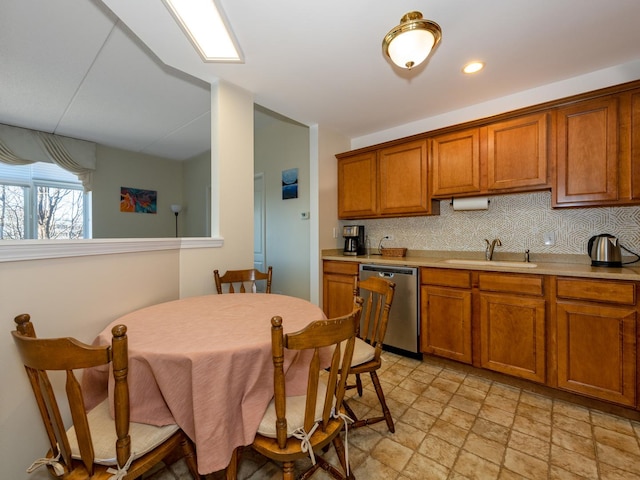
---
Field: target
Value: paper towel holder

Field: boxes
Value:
[449,197,491,206]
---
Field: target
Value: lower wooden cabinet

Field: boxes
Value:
[479,293,546,383]
[555,277,638,407]
[322,260,358,318]
[420,268,473,364]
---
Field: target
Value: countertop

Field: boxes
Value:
[322,250,640,281]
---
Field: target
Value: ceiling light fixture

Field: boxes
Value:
[164,0,242,63]
[382,11,442,70]
[463,61,485,74]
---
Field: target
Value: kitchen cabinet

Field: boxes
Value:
[322,260,358,318]
[478,273,546,383]
[420,268,473,364]
[555,277,637,407]
[430,112,549,198]
[336,140,439,219]
[554,88,640,207]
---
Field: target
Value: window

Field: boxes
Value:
[0,162,91,239]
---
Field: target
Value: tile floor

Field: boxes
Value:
[147,353,640,480]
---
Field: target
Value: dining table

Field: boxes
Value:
[82,293,327,475]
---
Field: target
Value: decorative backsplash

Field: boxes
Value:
[349,192,640,260]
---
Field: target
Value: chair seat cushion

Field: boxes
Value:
[350,337,376,366]
[67,399,180,465]
[257,381,330,438]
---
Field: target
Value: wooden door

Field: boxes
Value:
[554,96,619,205]
[479,293,546,383]
[429,128,481,197]
[378,140,430,215]
[556,301,636,406]
[421,285,472,364]
[337,151,377,218]
[486,113,549,191]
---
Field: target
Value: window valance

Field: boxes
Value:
[0,124,96,191]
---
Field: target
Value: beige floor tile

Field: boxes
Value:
[432,376,463,393]
[402,452,450,480]
[554,399,592,423]
[512,413,552,441]
[371,437,414,471]
[448,393,483,416]
[516,402,552,426]
[387,420,427,450]
[471,417,511,444]
[453,450,501,480]
[352,455,400,480]
[478,403,516,428]
[484,392,519,414]
[456,384,489,403]
[552,426,596,459]
[429,419,469,447]
[508,429,550,461]
[554,412,594,438]
[488,383,521,401]
[417,434,461,468]
[440,405,477,430]
[593,426,640,456]
[412,394,447,417]
[550,443,599,478]
[463,432,505,465]
[399,406,437,431]
[503,448,550,479]
[591,410,636,436]
[596,443,640,476]
[462,374,493,393]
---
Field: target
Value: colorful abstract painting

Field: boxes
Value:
[282,168,298,200]
[120,187,157,214]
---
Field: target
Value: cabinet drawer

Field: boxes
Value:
[421,268,471,288]
[479,273,543,296]
[556,277,636,305]
[323,260,359,276]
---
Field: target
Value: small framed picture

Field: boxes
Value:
[282,168,298,200]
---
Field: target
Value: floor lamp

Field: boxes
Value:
[171,204,182,237]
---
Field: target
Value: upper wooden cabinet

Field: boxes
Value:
[553,88,640,207]
[337,139,438,219]
[430,112,549,198]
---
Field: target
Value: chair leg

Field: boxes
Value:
[180,436,203,479]
[225,447,240,480]
[331,434,354,479]
[370,370,394,433]
[282,460,295,480]
[355,373,363,397]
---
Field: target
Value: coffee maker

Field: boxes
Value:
[343,225,365,256]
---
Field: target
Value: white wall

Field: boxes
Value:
[254,107,310,298]
[91,145,183,238]
[182,151,211,237]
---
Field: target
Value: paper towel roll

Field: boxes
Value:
[452,197,489,211]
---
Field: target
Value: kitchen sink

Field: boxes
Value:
[443,259,538,268]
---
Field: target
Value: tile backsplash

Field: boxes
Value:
[346,192,640,260]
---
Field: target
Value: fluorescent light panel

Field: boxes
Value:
[164,0,242,63]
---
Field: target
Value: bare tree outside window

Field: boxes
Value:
[0,183,85,239]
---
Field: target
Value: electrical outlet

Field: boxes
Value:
[543,231,556,246]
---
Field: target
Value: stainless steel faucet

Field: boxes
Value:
[484,238,502,260]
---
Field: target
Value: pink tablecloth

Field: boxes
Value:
[83,293,326,475]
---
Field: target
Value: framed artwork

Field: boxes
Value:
[120,187,157,213]
[282,168,298,200]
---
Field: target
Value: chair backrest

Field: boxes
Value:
[214,266,273,294]
[270,298,363,448]
[356,276,396,361]
[11,314,130,476]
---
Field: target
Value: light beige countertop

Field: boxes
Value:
[322,249,640,281]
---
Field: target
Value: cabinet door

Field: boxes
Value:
[430,129,481,197]
[378,140,430,215]
[486,113,549,191]
[337,151,377,218]
[421,285,472,364]
[479,293,546,383]
[556,301,636,406]
[554,96,619,206]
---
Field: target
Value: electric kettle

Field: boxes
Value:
[588,234,622,267]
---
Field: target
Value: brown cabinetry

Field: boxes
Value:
[554,88,640,207]
[478,273,546,383]
[430,113,549,198]
[322,260,358,318]
[337,140,438,219]
[420,268,473,364]
[555,277,637,407]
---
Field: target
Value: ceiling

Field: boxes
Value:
[3,0,640,161]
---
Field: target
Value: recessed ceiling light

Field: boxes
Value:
[164,0,243,63]
[463,61,484,74]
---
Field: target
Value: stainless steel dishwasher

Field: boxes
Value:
[359,264,420,358]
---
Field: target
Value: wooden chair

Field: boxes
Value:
[231,299,362,480]
[214,267,273,294]
[343,276,396,433]
[11,314,202,480]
